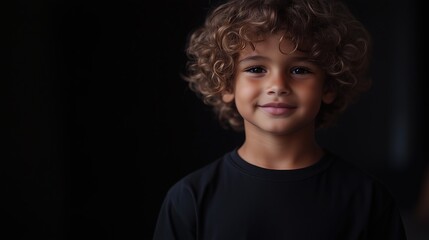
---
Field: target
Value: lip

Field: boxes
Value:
[259,102,297,116]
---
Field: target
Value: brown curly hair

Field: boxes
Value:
[182,0,372,131]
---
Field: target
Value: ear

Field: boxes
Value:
[322,89,336,104]
[222,91,234,103]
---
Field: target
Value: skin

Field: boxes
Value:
[222,33,336,170]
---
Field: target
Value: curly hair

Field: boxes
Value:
[182,0,372,131]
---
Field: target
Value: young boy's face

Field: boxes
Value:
[222,33,335,136]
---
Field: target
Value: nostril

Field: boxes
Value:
[267,88,290,96]
[279,90,289,95]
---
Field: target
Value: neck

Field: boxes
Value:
[238,126,324,170]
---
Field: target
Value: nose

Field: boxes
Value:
[267,73,291,96]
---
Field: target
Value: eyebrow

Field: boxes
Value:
[238,55,313,64]
[238,55,269,63]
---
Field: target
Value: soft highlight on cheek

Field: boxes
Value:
[235,79,260,103]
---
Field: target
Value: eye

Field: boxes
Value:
[245,66,267,74]
[291,66,311,75]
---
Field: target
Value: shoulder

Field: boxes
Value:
[325,151,403,219]
[153,152,233,238]
[325,152,407,238]
[163,151,231,202]
[155,152,230,231]
[328,152,381,183]
[327,151,396,203]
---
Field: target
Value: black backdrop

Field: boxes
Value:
[3,0,427,239]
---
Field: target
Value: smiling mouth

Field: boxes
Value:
[259,103,297,116]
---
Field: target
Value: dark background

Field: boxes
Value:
[2,0,428,239]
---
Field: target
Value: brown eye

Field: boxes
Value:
[245,66,266,73]
[291,67,311,75]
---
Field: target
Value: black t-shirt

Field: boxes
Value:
[153,149,407,239]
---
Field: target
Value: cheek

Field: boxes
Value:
[298,85,324,110]
[300,95,323,120]
[235,81,260,101]
[234,80,261,115]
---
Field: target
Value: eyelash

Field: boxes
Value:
[245,66,266,73]
[244,66,312,74]
[291,67,312,75]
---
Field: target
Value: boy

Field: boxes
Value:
[153,0,407,239]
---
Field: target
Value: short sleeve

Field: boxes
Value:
[152,181,197,240]
[366,182,408,240]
